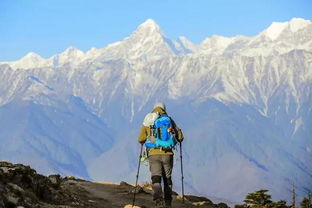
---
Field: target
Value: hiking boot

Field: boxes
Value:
[155,199,165,208]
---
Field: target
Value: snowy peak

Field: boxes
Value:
[85,47,101,59]
[99,19,182,61]
[199,35,235,54]
[23,52,44,60]
[56,46,84,60]
[129,19,165,42]
[18,52,45,67]
[289,17,311,32]
[178,36,190,44]
[51,46,84,67]
[14,52,45,65]
[61,46,84,57]
[264,22,288,40]
[7,52,51,69]
[0,47,86,69]
[1,18,312,68]
[176,36,198,52]
[262,18,311,40]
[136,19,162,35]
[201,35,234,47]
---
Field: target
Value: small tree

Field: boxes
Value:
[268,200,288,208]
[244,190,272,207]
[301,191,312,208]
[301,198,309,208]
[292,183,296,208]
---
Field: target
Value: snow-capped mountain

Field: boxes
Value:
[263,18,311,40]
[0,18,311,204]
[51,46,85,67]
[95,19,182,62]
[2,52,51,69]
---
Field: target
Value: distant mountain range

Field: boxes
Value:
[0,18,311,204]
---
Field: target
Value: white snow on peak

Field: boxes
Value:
[289,17,311,32]
[18,52,45,65]
[85,47,101,59]
[178,36,189,43]
[263,18,311,40]
[263,22,288,40]
[138,19,160,30]
[51,46,84,67]
[62,46,84,55]
[202,35,234,47]
[6,52,52,69]
[177,36,198,52]
[133,18,164,38]
[2,17,312,68]
[199,35,234,54]
[105,41,122,49]
[95,18,181,61]
[105,19,164,49]
[23,52,43,59]
[0,47,86,69]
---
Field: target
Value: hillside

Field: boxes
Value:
[0,161,229,208]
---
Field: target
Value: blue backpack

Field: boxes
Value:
[145,114,177,149]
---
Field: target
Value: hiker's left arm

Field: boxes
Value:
[138,125,147,144]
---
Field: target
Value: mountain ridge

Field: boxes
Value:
[2,18,311,69]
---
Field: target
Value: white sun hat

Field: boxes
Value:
[153,102,166,111]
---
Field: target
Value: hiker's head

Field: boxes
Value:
[153,102,166,111]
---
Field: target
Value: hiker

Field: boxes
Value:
[138,102,184,208]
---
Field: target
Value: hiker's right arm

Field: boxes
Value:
[172,120,184,143]
[138,125,147,144]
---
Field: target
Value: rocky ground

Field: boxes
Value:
[0,161,229,208]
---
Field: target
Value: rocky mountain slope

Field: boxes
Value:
[0,18,311,203]
[0,161,229,208]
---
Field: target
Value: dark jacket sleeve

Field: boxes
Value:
[171,119,184,142]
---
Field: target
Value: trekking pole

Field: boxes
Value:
[179,142,185,203]
[132,143,144,207]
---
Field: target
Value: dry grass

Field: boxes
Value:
[94,181,118,185]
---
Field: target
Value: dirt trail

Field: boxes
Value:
[78,181,152,207]
[76,181,211,208]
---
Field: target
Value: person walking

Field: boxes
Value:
[138,102,184,208]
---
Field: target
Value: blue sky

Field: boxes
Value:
[0,0,311,61]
